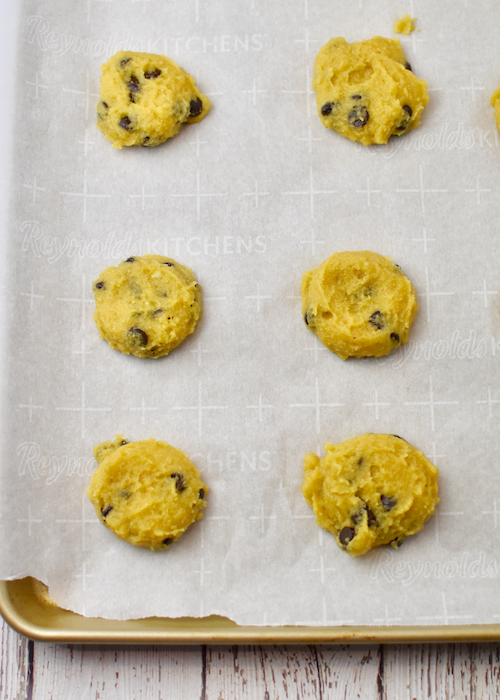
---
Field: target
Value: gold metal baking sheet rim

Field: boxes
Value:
[1,578,499,644]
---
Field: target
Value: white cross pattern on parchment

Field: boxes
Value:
[248,503,277,534]
[172,380,227,437]
[77,128,95,157]
[289,377,345,434]
[281,65,315,119]
[412,227,436,254]
[482,499,500,527]
[72,336,92,369]
[356,176,381,207]
[59,169,112,223]
[75,560,93,592]
[477,387,500,417]
[420,266,455,323]
[241,78,268,106]
[465,175,491,204]
[459,76,485,103]
[190,338,211,367]
[300,227,326,255]
[242,177,270,209]
[244,283,272,312]
[62,70,99,121]
[373,604,403,626]
[56,380,112,439]
[188,130,208,158]
[404,375,459,432]
[22,176,46,203]
[129,183,158,211]
[296,596,355,626]
[57,275,94,331]
[246,394,274,422]
[17,505,42,536]
[396,164,448,215]
[18,395,44,423]
[20,280,44,311]
[283,165,338,219]
[192,557,213,587]
[25,73,49,99]
[129,396,159,425]
[472,279,498,308]
[55,492,100,551]
[294,126,322,154]
[417,591,473,624]
[295,28,319,55]
[171,170,226,222]
[362,389,391,421]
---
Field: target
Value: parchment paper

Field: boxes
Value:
[0,0,499,626]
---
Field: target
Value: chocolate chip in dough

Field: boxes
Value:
[144,69,161,79]
[171,472,186,492]
[119,116,132,130]
[348,105,369,128]
[101,505,113,518]
[381,495,397,511]
[189,97,203,117]
[127,327,148,346]
[339,527,355,547]
[369,311,384,330]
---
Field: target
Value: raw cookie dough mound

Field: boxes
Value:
[491,86,500,134]
[87,435,208,550]
[93,254,202,358]
[302,434,439,557]
[97,51,210,148]
[301,250,418,360]
[312,37,428,145]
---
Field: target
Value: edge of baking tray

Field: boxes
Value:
[1,578,500,644]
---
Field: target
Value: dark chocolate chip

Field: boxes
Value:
[189,97,203,117]
[391,537,403,549]
[127,76,140,93]
[351,94,362,100]
[199,488,205,499]
[120,58,131,67]
[339,527,355,547]
[162,261,174,266]
[405,62,412,71]
[128,327,148,346]
[365,505,377,528]
[144,69,161,79]
[381,495,397,511]
[120,490,131,499]
[120,439,128,445]
[163,537,173,546]
[304,313,309,326]
[142,137,150,147]
[119,116,132,130]
[125,257,136,262]
[321,102,334,116]
[171,472,186,492]
[392,434,406,441]
[403,105,413,117]
[95,281,105,290]
[151,309,163,316]
[357,457,363,466]
[101,505,113,518]
[102,101,109,109]
[391,332,400,342]
[369,310,384,330]
[348,105,369,128]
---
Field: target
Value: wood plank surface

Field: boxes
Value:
[3,618,500,699]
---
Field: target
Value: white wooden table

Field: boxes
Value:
[2,617,500,699]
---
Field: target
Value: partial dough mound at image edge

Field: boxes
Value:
[97,50,210,148]
[301,250,418,360]
[313,36,428,145]
[87,436,208,550]
[491,86,500,135]
[92,254,202,359]
[302,434,439,557]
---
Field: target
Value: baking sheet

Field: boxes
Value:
[0,0,499,626]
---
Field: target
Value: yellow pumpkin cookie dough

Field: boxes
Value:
[491,86,500,134]
[394,14,417,35]
[97,51,210,148]
[302,434,439,557]
[301,250,418,360]
[312,37,428,145]
[87,436,208,550]
[93,254,202,359]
